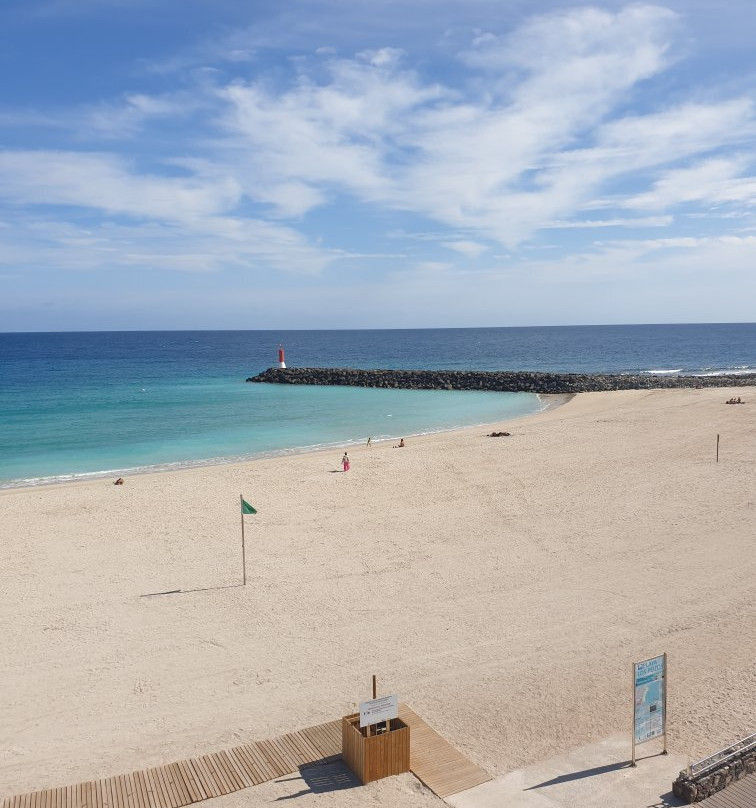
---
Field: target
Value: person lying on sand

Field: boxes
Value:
[488,431,511,437]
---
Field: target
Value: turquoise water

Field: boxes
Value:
[0,369,540,486]
[1,324,754,487]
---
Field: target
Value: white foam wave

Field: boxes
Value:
[640,365,756,377]
[691,366,756,377]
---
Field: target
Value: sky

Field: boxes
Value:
[1,0,756,330]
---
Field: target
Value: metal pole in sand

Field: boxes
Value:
[662,652,668,755]
[240,494,247,586]
[631,661,637,767]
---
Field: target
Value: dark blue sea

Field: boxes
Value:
[1,324,754,487]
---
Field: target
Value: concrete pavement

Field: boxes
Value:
[447,735,688,808]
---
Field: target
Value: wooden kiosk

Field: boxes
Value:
[342,690,410,784]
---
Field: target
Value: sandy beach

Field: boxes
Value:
[1,387,754,805]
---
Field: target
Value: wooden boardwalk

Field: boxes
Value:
[1,705,490,806]
[699,773,756,807]
[0,720,342,808]
[399,704,491,798]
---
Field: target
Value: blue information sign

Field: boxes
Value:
[633,655,666,745]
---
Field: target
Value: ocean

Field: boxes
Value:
[1,323,754,488]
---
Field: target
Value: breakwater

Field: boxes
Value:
[246,367,756,394]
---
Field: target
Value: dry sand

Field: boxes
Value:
[1,387,754,805]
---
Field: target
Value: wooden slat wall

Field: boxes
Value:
[365,719,410,784]
[341,716,366,784]
[341,714,412,785]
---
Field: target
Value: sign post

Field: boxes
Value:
[632,653,667,766]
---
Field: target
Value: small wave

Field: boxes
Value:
[644,368,683,375]
[0,440,397,489]
[691,366,756,377]
[0,444,353,489]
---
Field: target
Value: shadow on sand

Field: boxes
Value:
[275,760,358,800]
[140,583,245,597]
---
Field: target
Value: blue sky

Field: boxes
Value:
[1,0,755,330]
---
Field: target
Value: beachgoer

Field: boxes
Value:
[114,478,124,485]
[366,437,372,448]
[393,438,405,448]
[342,452,350,472]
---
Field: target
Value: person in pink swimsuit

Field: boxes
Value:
[342,452,350,472]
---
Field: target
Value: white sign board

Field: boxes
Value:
[359,694,398,728]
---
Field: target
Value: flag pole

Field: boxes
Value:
[240,494,247,586]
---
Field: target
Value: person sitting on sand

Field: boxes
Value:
[114,477,124,485]
[393,438,405,448]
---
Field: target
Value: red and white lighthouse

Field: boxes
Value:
[277,345,286,369]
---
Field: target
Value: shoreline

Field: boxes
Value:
[1,386,753,801]
[0,393,570,492]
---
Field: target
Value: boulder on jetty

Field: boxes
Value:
[246,367,756,395]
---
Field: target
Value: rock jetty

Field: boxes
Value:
[246,367,756,394]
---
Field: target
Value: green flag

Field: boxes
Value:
[241,498,257,515]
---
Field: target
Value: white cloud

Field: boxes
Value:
[3,1,756,318]
[0,150,240,221]
[216,53,444,215]
[622,156,756,210]
[0,213,338,275]
[545,216,673,229]
[0,149,338,275]
[414,260,454,272]
[441,240,488,257]
[202,4,737,248]
[80,92,202,138]
[595,99,756,167]
[459,5,677,89]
